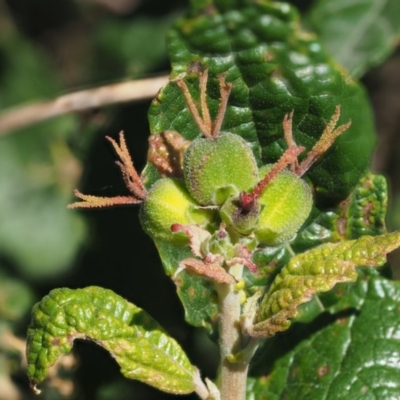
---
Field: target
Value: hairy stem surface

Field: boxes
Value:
[217,264,248,400]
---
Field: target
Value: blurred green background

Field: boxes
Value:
[0,0,399,399]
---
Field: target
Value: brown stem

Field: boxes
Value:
[295,105,351,176]
[199,69,212,130]
[175,78,212,137]
[211,75,232,137]
[282,110,299,172]
[175,70,232,139]
[0,75,169,135]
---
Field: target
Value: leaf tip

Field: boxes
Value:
[30,380,41,395]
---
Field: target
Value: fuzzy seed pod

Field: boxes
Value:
[183,132,258,206]
[139,178,213,245]
[254,165,312,245]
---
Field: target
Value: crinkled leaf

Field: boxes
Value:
[243,173,389,323]
[244,173,388,297]
[294,173,388,252]
[26,287,197,395]
[244,245,292,293]
[154,240,218,331]
[307,0,400,78]
[247,273,400,399]
[252,232,400,338]
[148,0,376,203]
[293,171,389,323]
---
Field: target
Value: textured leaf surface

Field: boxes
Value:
[148,0,376,203]
[308,0,400,78]
[26,287,196,395]
[245,174,388,303]
[247,273,400,399]
[294,173,388,252]
[154,240,218,331]
[245,245,291,293]
[253,231,400,337]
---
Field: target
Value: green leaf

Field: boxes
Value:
[26,287,197,395]
[154,240,218,331]
[307,0,400,78]
[294,173,388,252]
[244,245,292,293]
[247,273,400,399]
[247,168,388,291]
[252,231,400,338]
[148,0,376,204]
[244,174,389,321]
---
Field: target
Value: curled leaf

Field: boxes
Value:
[26,287,197,395]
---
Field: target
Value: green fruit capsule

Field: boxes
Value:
[139,178,213,245]
[219,196,260,236]
[183,132,258,206]
[254,165,312,245]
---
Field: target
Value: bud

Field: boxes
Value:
[219,196,260,236]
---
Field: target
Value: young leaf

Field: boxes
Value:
[307,0,400,78]
[251,231,400,338]
[247,273,400,399]
[148,0,376,203]
[26,287,197,395]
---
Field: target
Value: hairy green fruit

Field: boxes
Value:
[183,132,258,206]
[140,178,212,245]
[255,166,312,245]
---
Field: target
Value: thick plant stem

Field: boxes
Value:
[217,264,248,400]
